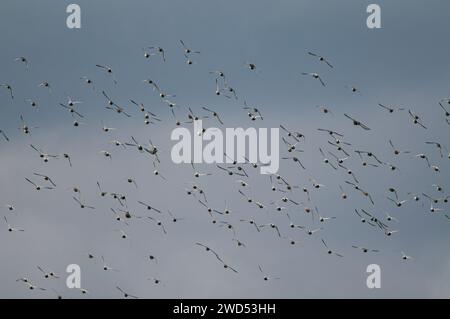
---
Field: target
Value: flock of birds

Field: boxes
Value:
[1,39,450,298]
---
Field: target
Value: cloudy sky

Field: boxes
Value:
[1,0,450,298]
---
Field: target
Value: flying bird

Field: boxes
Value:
[301,72,326,86]
[308,51,333,68]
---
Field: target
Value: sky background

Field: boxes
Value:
[1,0,450,298]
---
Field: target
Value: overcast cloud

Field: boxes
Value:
[0,0,450,298]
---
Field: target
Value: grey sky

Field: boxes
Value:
[0,0,450,298]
